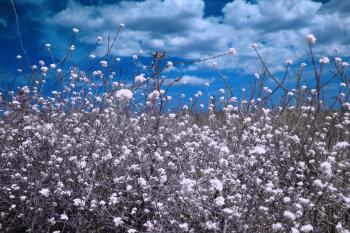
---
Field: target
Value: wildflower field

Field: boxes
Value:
[0,16,350,233]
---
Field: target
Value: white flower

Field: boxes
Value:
[335,57,342,62]
[39,188,50,197]
[320,161,332,177]
[306,34,316,44]
[178,223,189,231]
[300,224,313,232]
[41,66,49,73]
[113,217,123,226]
[50,64,56,69]
[16,55,22,60]
[134,74,146,83]
[342,62,349,67]
[138,177,147,187]
[210,178,223,192]
[180,178,196,193]
[116,89,133,101]
[69,45,75,51]
[73,198,84,206]
[212,61,218,68]
[251,43,258,49]
[205,221,219,230]
[219,88,225,94]
[167,61,174,68]
[227,47,236,56]
[214,196,225,207]
[319,56,329,64]
[249,145,266,155]
[100,60,108,68]
[119,23,125,28]
[272,223,283,232]
[96,36,102,41]
[285,59,293,65]
[45,43,51,48]
[283,210,296,221]
[254,73,260,79]
[132,54,138,60]
[148,90,160,100]
[335,141,349,149]
[205,82,210,87]
[89,54,96,59]
[301,63,307,67]
[60,213,68,221]
[72,28,79,33]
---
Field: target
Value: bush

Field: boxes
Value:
[0,28,349,232]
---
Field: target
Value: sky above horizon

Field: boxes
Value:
[0,0,349,103]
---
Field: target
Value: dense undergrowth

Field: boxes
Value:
[0,27,349,232]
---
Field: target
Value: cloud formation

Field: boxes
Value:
[34,0,350,73]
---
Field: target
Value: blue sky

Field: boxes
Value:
[0,0,349,105]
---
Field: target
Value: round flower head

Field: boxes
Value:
[16,55,22,60]
[120,23,125,28]
[227,47,236,56]
[72,28,79,34]
[335,57,342,63]
[45,43,51,48]
[100,60,108,68]
[251,43,258,49]
[285,59,293,65]
[41,66,48,73]
[306,34,316,44]
[319,56,329,64]
[116,89,133,101]
[148,90,160,100]
[167,61,174,68]
[134,74,146,83]
[212,61,218,68]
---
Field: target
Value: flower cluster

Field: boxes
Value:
[0,30,349,232]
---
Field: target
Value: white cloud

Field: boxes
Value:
[179,75,213,86]
[44,0,350,73]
